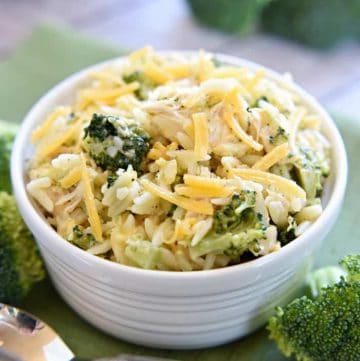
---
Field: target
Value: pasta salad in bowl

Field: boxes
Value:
[11,48,346,348]
[26,47,330,271]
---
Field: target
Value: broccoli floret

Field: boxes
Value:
[278,216,297,245]
[293,147,329,199]
[213,191,257,233]
[123,71,155,100]
[125,239,161,269]
[0,120,19,193]
[252,95,269,108]
[68,225,97,250]
[211,57,223,68]
[268,255,360,361]
[341,255,360,283]
[270,163,292,180]
[0,192,45,305]
[190,192,266,260]
[262,0,360,48]
[106,174,118,188]
[268,126,288,146]
[187,0,271,35]
[83,113,151,173]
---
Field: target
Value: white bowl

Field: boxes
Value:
[11,52,347,349]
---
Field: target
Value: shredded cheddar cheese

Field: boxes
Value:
[80,153,103,241]
[175,184,233,198]
[141,179,213,215]
[231,168,306,200]
[252,143,289,171]
[37,126,78,160]
[223,110,263,151]
[192,112,209,160]
[32,107,71,142]
[144,61,171,84]
[60,166,82,189]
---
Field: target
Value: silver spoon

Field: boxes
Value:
[0,303,178,361]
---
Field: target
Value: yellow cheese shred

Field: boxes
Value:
[184,174,227,189]
[129,46,153,62]
[79,82,139,109]
[225,88,246,116]
[37,126,78,160]
[231,168,306,200]
[192,112,209,160]
[164,64,190,79]
[31,106,71,142]
[175,185,233,198]
[252,143,289,171]
[246,69,266,89]
[144,61,171,84]
[223,110,263,151]
[141,179,213,215]
[80,153,103,241]
[60,166,82,189]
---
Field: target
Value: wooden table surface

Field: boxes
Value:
[1,0,359,118]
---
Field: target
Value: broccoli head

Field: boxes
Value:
[123,71,155,100]
[0,120,19,193]
[0,192,45,305]
[68,225,97,250]
[213,190,257,233]
[190,192,267,260]
[268,255,360,361]
[187,0,271,35]
[293,147,329,199]
[268,126,288,146]
[125,239,161,269]
[278,216,297,246]
[262,0,360,48]
[83,113,151,173]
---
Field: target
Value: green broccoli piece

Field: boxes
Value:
[68,225,97,250]
[268,255,360,361]
[268,126,288,146]
[190,192,266,260]
[83,113,151,173]
[341,255,360,283]
[0,120,19,193]
[123,71,155,100]
[187,0,271,35]
[270,163,292,180]
[125,239,161,269]
[262,0,360,48]
[213,191,257,233]
[293,147,329,199]
[0,192,45,305]
[278,216,297,245]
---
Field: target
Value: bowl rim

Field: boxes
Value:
[11,51,348,279]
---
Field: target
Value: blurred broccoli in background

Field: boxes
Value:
[0,192,45,305]
[187,0,360,48]
[0,121,19,193]
[262,0,360,48]
[0,120,45,305]
[268,255,360,361]
[187,0,271,35]
[83,113,151,173]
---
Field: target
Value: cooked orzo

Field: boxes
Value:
[26,47,330,270]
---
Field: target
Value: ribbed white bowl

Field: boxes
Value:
[11,52,347,349]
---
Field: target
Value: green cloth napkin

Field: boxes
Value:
[0,24,358,360]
